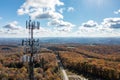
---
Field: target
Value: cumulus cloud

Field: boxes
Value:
[1,17,120,37]
[67,7,74,12]
[0,21,55,37]
[54,26,73,32]
[114,9,120,14]
[48,19,75,32]
[0,21,28,37]
[30,10,63,19]
[102,18,120,28]
[79,18,120,32]
[77,18,118,37]
[3,21,22,30]
[77,18,120,37]
[58,7,74,13]
[17,0,76,34]
[59,8,65,13]
[48,19,75,27]
[81,20,98,28]
[17,0,64,20]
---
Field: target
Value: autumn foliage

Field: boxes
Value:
[0,45,61,80]
[58,45,120,80]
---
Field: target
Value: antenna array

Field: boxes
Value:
[22,18,40,80]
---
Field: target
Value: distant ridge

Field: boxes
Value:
[0,37,120,45]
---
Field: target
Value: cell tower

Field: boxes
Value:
[22,17,40,80]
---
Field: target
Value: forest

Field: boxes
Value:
[56,44,120,80]
[0,45,61,80]
[0,44,120,80]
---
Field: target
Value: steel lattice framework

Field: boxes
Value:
[22,18,40,80]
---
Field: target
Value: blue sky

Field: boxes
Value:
[0,0,120,38]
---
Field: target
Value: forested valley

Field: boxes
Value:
[0,44,120,80]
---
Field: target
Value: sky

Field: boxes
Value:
[0,0,120,38]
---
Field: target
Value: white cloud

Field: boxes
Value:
[0,21,53,38]
[0,21,28,38]
[58,7,74,14]
[67,7,74,12]
[17,0,76,34]
[0,20,59,37]
[17,0,64,20]
[3,21,23,30]
[76,18,120,37]
[1,17,120,38]
[54,26,73,32]
[79,18,120,33]
[48,19,75,32]
[48,19,75,27]
[30,10,63,19]
[114,9,120,14]
[81,20,98,28]
[102,18,120,28]
[59,8,65,13]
